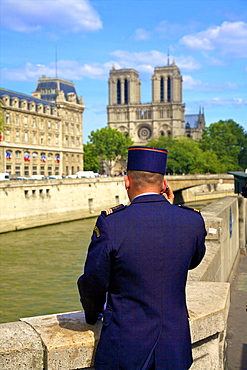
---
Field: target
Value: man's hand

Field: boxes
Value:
[161,180,174,204]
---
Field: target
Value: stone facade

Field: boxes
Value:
[0,76,84,177]
[107,62,205,144]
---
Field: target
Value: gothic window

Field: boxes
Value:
[167,77,171,102]
[160,77,164,102]
[117,80,121,104]
[160,131,165,136]
[124,79,129,104]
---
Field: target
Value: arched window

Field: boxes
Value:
[124,79,129,104]
[160,77,164,102]
[167,77,171,102]
[117,80,121,104]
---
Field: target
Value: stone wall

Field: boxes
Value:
[0,177,129,233]
[0,196,246,369]
[0,174,234,233]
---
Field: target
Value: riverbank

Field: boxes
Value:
[0,175,234,233]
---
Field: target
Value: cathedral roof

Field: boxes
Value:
[185,114,201,129]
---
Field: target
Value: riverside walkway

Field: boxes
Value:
[227,254,247,370]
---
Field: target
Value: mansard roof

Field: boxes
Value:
[185,114,201,129]
[0,88,55,107]
[34,76,79,103]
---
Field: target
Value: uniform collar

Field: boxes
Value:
[131,193,167,204]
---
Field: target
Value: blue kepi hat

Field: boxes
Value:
[127,146,168,175]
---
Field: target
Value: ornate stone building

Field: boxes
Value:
[107,62,205,144]
[0,76,84,177]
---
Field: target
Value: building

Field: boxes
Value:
[107,62,205,144]
[0,76,84,177]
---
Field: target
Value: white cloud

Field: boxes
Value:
[133,28,151,41]
[1,60,118,82]
[110,50,200,72]
[1,0,102,33]
[183,75,239,92]
[180,21,247,58]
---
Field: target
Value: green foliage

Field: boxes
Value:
[147,119,247,174]
[85,127,134,173]
[199,120,247,171]
[83,142,100,172]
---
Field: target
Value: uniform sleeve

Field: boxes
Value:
[189,215,207,270]
[77,215,111,324]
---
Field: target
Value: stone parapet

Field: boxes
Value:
[0,282,230,370]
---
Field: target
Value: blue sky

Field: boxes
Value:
[1,0,247,142]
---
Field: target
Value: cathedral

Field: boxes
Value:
[107,61,205,144]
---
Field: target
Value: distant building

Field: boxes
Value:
[0,76,84,177]
[107,62,205,144]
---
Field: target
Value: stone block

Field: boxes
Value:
[21,311,102,370]
[187,282,230,344]
[0,321,43,370]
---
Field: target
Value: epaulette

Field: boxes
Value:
[177,204,201,214]
[101,204,126,216]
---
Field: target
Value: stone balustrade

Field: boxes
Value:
[0,196,246,369]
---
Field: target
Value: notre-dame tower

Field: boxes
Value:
[107,61,189,145]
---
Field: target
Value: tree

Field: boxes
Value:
[83,142,101,172]
[86,127,133,174]
[199,120,247,171]
[147,136,224,174]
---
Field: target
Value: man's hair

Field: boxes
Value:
[127,170,164,190]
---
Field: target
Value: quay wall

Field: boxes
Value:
[0,177,129,233]
[0,174,234,233]
[0,196,246,369]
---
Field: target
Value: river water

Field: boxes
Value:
[0,199,210,324]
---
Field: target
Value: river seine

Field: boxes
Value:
[0,199,210,324]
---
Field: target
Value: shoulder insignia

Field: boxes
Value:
[93,225,100,238]
[101,204,126,217]
[178,204,201,213]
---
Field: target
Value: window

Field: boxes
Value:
[48,135,51,145]
[5,129,10,141]
[6,165,11,173]
[32,118,36,128]
[40,135,44,145]
[65,137,69,147]
[76,138,80,146]
[32,152,38,160]
[24,166,29,176]
[55,167,59,175]
[160,77,164,102]
[24,132,28,142]
[48,121,51,129]
[117,79,121,104]
[32,166,37,175]
[55,136,59,145]
[55,122,59,130]
[48,167,52,176]
[5,114,10,124]
[15,151,21,158]
[33,132,37,144]
[76,125,80,134]
[40,120,44,129]
[124,79,128,104]
[48,153,53,160]
[15,131,20,142]
[167,76,171,102]
[24,116,28,126]
[71,136,74,146]
[40,166,45,175]
[15,115,19,125]
[15,166,21,176]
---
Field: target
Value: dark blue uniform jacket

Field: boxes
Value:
[78,194,206,370]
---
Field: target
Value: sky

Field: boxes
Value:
[0,0,247,142]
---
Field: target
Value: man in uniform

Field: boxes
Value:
[78,146,206,370]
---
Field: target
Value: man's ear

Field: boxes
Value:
[160,179,167,194]
[124,175,130,190]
